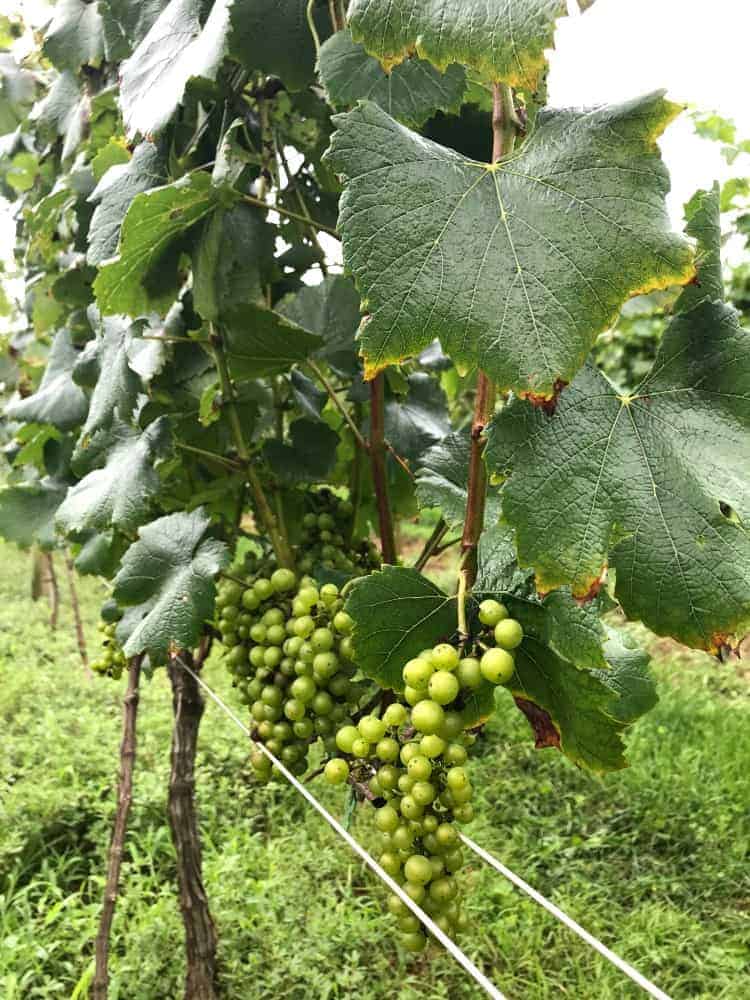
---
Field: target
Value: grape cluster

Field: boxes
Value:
[91,619,127,679]
[215,569,373,782]
[296,489,380,578]
[324,599,524,953]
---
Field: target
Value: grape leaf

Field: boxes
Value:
[487,188,750,650]
[120,0,231,138]
[229,0,330,92]
[87,140,168,266]
[383,373,449,465]
[73,529,128,577]
[29,70,87,162]
[325,94,694,397]
[290,369,326,421]
[319,28,466,129]
[508,623,656,772]
[278,275,361,378]
[5,330,88,432]
[99,0,171,62]
[348,0,576,91]
[113,507,228,659]
[263,419,339,486]
[0,477,67,550]
[192,204,275,322]
[345,566,457,690]
[223,303,323,380]
[94,172,225,316]
[43,0,104,71]
[57,417,171,535]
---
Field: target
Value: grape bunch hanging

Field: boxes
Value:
[91,619,127,679]
[324,599,524,952]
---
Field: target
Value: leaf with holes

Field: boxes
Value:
[113,507,229,659]
[319,28,466,129]
[325,94,694,397]
[487,187,750,650]
[348,0,583,91]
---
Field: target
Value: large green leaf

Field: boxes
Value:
[192,204,275,322]
[223,303,323,379]
[87,140,167,266]
[508,624,656,772]
[262,419,339,486]
[73,316,142,464]
[345,566,457,690]
[5,330,88,432]
[229,0,329,92]
[29,70,87,162]
[319,28,466,129]
[94,172,224,316]
[57,417,171,535]
[487,189,750,650]
[383,373,449,465]
[113,507,228,659]
[0,477,67,550]
[278,275,361,378]
[326,94,694,398]
[99,0,171,61]
[348,0,576,91]
[120,0,231,138]
[42,0,104,71]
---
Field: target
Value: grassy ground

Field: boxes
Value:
[0,541,748,999]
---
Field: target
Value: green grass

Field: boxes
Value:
[0,541,748,999]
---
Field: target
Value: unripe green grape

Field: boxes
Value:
[431,643,460,671]
[400,932,426,953]
[266,624,286,646]
[383,703,408,728]
[398,774,415,794]
[400,742,421,765]
[456,656,482,689]
[254,578,274,601]
[407,755,432,781]
[478,598,508,627]
[222,605,239,622]
[324,758,349,785]
[494,618,524,650]
[400,795,424,820]
[249,647,266,670]
[411,699,445,735]
[293,718,314,740]
[262,608,285,626]
[480,646,515,685]
[412,781,436,805]
[428,670,460,706]
[404,854,432,885]
[263,647,282,669]
[397,914,421,934]
[419,734,447,758]
[298,641,315,663]
[328,674,350,699]
[336,724,359,752]
[312,691,333,716]
[377,765,400,790]
[262,685,283,708]
[351,737,371,758]
[403,657,433,690]
[251,701,265,722]
[435,823,458,849]
[446,766,468,791]
[380,851,402,877]
[271,568,296,593]
[292,598,308,617]
[404,685,422,706]
[444,743,468,766]
[403,881,426,904]
[429,876,457,904]
[312,652,338,680]
[453,802,474,823]
[311,627,334,652]
[429,856,445,879]
[320,582,339,604]
[265,738,282,755]
[314,716,333,735]
[285,635,303,657]
[391,825,415,851]
[330,704,348,724]
[387,894,407,917]
[444,848,464,873]
[250,623,267,644]
[338,636,354,660]
[359,715,387,742]
[297,586,319,609]
[294,615,315,638]
[333,611,353,634]
[375,804,399,833]
[376,737,400,762]
[291,676,316,702]
[283,698,306,722]
[451,783,473,805]
[302,512,317,529]
[439,711,464,741]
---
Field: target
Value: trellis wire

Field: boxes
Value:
[457,833,673,1000]
[174,655,507,1000]
[176,656,673,1000]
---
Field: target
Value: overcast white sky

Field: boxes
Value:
[2,0,749,296]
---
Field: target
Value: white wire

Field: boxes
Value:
[458,833,673,1000]
[173,656,507,1000]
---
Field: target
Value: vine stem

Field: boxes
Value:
[241,194,339,238]
[369,373,397,564]
[92,655,143,1000]
[43,552,59,630]
[64,551,91,676]
[307,359,368,450]
[209,327,294,569]
[347,402,364,545]
[457,83,519,626]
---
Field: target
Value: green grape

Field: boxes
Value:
[431,643,460,671]
[456,656,482,689]
[494,618,524,650]
[376,737,400,762]
[359,715,387,742]
[324,758,350,784]
[428,670,459,705]
[335,724,359,752]
[271,568,297,592]
[478,598,508,627]
[402,657,433,689]
[419,734,447,758]
[383,703,408,728]
[480,647,515,684]
[411,700,445,735]
[407,755,432,781]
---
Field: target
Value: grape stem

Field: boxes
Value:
[209,326,295,569]
[369,373,398,564]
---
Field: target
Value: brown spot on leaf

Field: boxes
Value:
[574,574,604,605]
[514,697,561,751]
[520,379,569,414]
